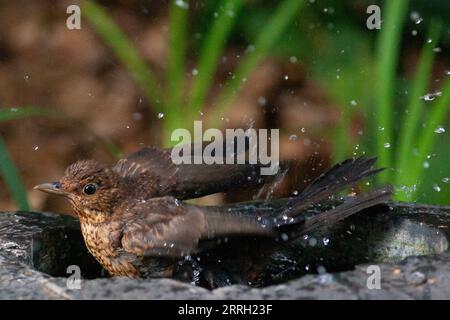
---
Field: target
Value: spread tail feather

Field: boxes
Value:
[278,186,392,234]
[282,157,384,216]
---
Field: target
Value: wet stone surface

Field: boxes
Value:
[1,202,450,299]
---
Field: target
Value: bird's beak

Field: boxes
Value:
[33,182,70,197]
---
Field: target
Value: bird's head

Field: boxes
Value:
[34,160,122,223]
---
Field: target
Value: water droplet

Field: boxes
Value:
[281,233,289,241]
[423,161,430,169]
[300,127,306,133]
[433,47,442,53]
[292,190,299,196]
[289,134,297,141]
[303,138,311,146]
[33,146,39,151]
[322,237,330,246]
[434,126,445,134]
[421,91,442,101]
[378,126,385,131]
[317,265,327,274]
[245,44,255,53]
[284,75,289,80]
[157,112,164,119]
[410,11,423,24]
[433,184,441,192]
[384,142,391,148]
[132,112,143,121]
[24,75,30,82]
[442,177,449,183]
[289,56,298,63]
[175,0,189,9]
[191,68,198,76]
[257,96,267,106]
[411,30,417,36]
[350,100,357,106]
[308,237,317,246]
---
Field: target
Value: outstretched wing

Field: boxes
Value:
[120,156,391,259]
[113,144,278,200]
[120,197,274,259]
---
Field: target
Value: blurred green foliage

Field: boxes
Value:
[83,0,305,144]
[1,0,449,208]
[0,106,55,211]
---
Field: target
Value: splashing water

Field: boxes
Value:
[434,126,445,134]
[421,91,442,101]
[257,96,267,107]
[410,11,423,24]
[175,0,189,9]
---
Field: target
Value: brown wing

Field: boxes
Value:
[113,144,278,200]
[120,197,274,259]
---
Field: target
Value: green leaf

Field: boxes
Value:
[0,106,59,122]
[0,136,29,211]
[164,1,189,146]
[82,1,162,111]
[407,77,450,198]
[186,0,243,119]
[374,0,409,183]
[206,0,306,128]
[394,21,441,201]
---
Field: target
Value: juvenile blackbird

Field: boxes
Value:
[34,145,391,278]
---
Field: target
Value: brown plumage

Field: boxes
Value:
[35,145,392,278]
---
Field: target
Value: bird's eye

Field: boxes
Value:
[83,183,97,195]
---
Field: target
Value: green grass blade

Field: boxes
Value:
[186,0,243,118]
[164,1,189,146]
[407,78,450,198]
[374,0,409,183]
[0,136,29,211]
[206,0,305,128]
[394,21,441,201]
[82,1,162,110]
[0,106,59,121]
